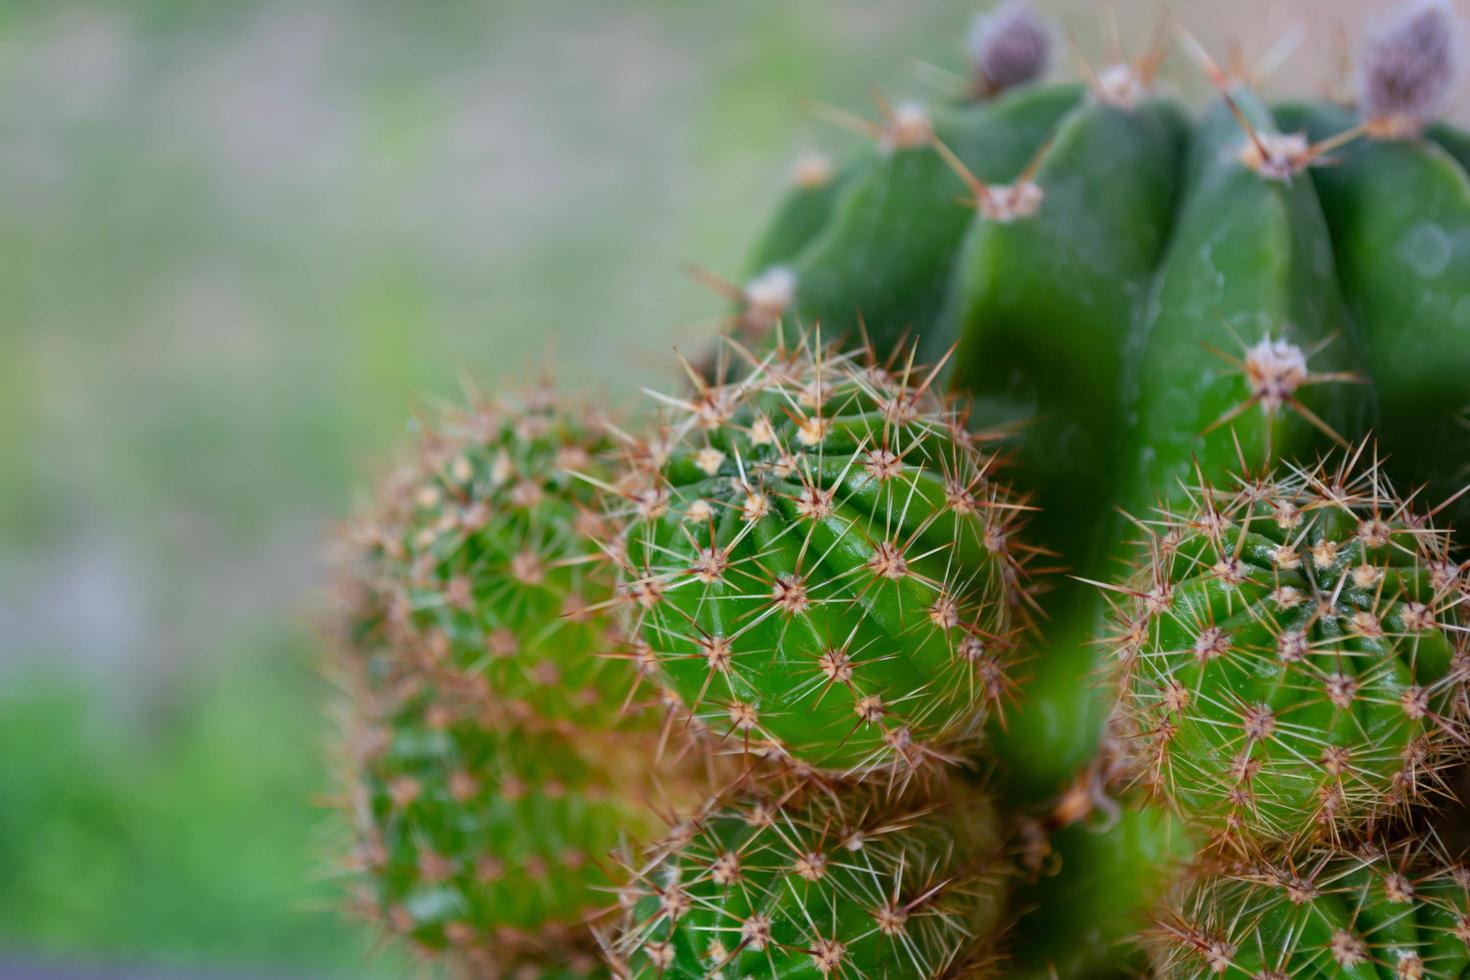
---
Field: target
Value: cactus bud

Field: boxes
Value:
[968,1,1052,98]
[1359,0,1461,135]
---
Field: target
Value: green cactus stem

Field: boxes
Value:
[1273,3,1470,533]
[944,50,1188,802]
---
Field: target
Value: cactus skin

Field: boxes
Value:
[1110,450,1470,851]
[1156,842,1470,979]
[1272,95,1470,533]
[347,386,637,732]
[1010,802,1195,980]
[609,779,1006,978]
[777,83,1082,358]
[743,153,854,286]
[946,78,1188,801]
[616,340,1035,777]
[1119,84,1364,519]
[1429,123,1470,173]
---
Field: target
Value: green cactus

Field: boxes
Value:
[614,339,1036,777]
[1109,449,1469,850]
[944,54,1189,801]
[608,777,1007,978]
[323,3,1470,973]
[759,83,1083,357]
[1271,2,1470,534]
[1155,841,1470,978]
[343,384,640,732]
[330,386,677,975]
[341,660,650,975]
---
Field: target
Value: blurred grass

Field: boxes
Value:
[0,0,1454,974]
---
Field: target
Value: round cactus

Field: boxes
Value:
[330,384,679,975]
[613,339,1036,777]
[1107,448,1470,850]
[608,778,1007,978]
[343,383,641,732]
[341,659,653,975]
[1155,841,1470,978]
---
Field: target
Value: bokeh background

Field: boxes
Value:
[2,1,1464,976]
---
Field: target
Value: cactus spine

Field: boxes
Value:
[1108,449,1470,851]
[1155,842,1470,978]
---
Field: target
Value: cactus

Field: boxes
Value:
[324,2,1470,974]
[340,659,649,975]
[330,385,673,975]
[613,339,1036,777]
[1107,448,1469,851]
[1273,3,1470,533]
[341,384,644,731]
[1155,841,1470,978]
[754,83,1082,357]
[608,777,1007,978]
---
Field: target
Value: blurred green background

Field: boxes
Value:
[1,1,1458,976]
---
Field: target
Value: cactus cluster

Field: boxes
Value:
[325,2,1470,977]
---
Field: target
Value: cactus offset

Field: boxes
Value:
[1155,841,1470,978]
[342,384,642,731]
[608,778,1007,978]
[331,385,669,975]
[612,338,1036,778]
[1108,448,1470,851]
[341,659,648,974]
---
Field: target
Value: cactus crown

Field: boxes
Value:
[608,778,1007,978]
[610,338,1036,778]
[1359,0,1460,134]
[1109,446,1470,850]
